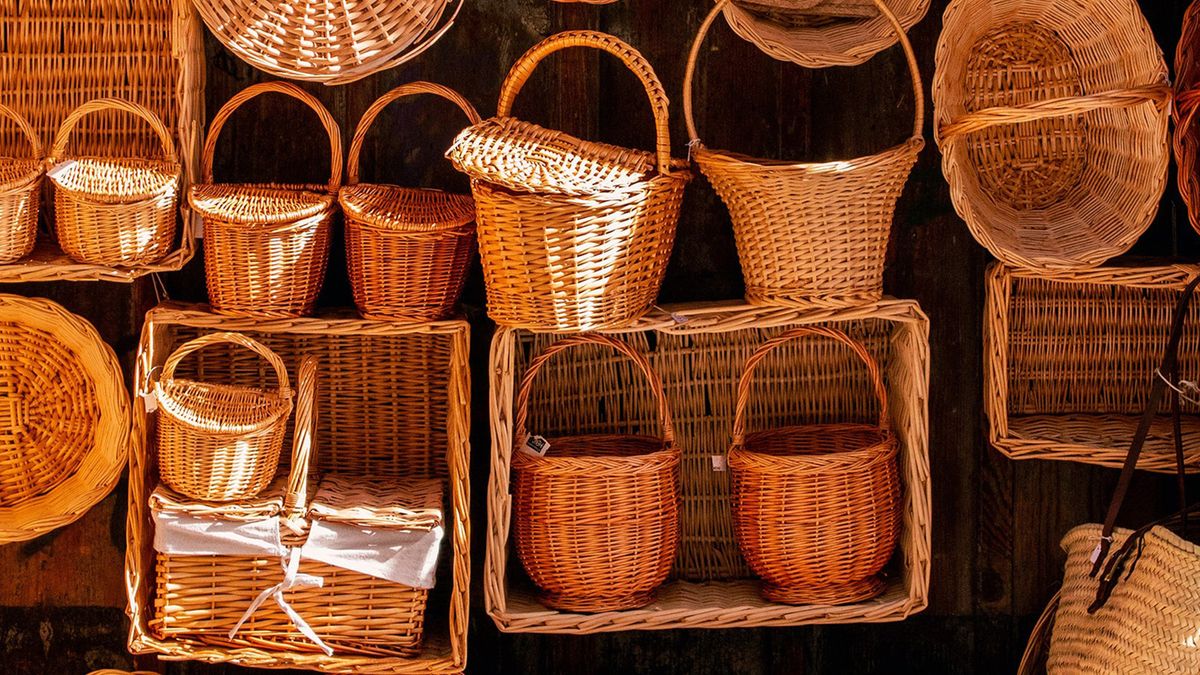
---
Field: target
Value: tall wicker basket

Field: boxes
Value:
[48,98,180,267]
[1175,0,1200,235]
[513,334,680,612]
[685,0,923,309]
[191,82,339,318]
[340,82,480,321]
[448,31,691,332]
[0,105,43,264]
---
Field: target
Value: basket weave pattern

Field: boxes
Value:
[0,104,43,264]
[1174,2,1200,235]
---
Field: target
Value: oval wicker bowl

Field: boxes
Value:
[1174,0,1200,236]
[934,0,1170,270]
[0,104,43,264]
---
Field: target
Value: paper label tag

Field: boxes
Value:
[142,390,159,413]
[1089,542,1103,564]
[45,160,75,182]
[711,455,728,472]
[521,434,550,457]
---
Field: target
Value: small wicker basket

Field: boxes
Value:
[340,82,480,321]
[729,326,901,605]
[513,334,680,612]
[685,0,923,309]
[0,104,43,264]
[449,30,690,332]
[155,332,293,502]
[192,81,339,318]
[48,98,180,267]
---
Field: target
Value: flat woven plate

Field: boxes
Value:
[0,295,129,543]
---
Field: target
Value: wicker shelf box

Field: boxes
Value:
[487,299,931,632]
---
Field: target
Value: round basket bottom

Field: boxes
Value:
[539,589,656,613]
[761,575,886,606]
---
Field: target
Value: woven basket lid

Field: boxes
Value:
[339,184,474,232]
[149,477,286,521]
[189,183,336,225]
[155,379,292,435]
[0,295,129,543]
[308,474,443,530]
[49,157,180,204]
[0,158,41,192]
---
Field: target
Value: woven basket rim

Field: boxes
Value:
[339,183,474,231]
[513,435,678,474]
[734,423,896,472]
[155,379,292,435]
[692,137,924,172]
[189,182,336,225]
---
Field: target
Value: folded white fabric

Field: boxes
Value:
[153,511,284,557]
[302,520,444,589]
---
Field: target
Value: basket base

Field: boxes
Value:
[761,575,885,605]
[539,589,656,613]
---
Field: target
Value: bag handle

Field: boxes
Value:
[732,326,890,448]
[283,355,318,520]
[497,30,674,176]
[346,82,481,185]
[50,97,177,163]
[0,104,41,160]
[160,331,292,400]
[513,334,675,447]
[684,0,924,147]
[202,81,342,193]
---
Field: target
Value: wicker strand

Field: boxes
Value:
[1175,2,1200,236]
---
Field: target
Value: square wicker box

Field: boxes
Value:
[126,303,470,673]
[985,261,1200,473]
[486,299,931,632]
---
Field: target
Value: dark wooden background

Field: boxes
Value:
[2,0,1197,672]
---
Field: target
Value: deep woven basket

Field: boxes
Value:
[685,0,923,309]
[49,98,180,267]
[340,82,480,321]
[448,31,690,332]
[155,332,293,502]
[0,104,43,264]
[1175,0,1200,235]
[934,0,1171,269]
[512,334,679,612]
[729,326,900,605]
[192,82,339,318]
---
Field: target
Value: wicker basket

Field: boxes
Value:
[48,98,180,267]
[934,0,1170,269]
[730,326,900,605]
[722,0,928,68]
[448,30,691,332]
[1175,1,1200,236]
[192,0,461,85]
[0,104,43,264]
[340,82,480,322]
[685,0,923,309]
[192,82,339,318]
[1018,592,1058,675]
[512,334,679,612]
[155,332,293,502]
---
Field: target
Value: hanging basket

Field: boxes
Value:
[512,334,680,612]
[685,0,923,308]
[448,30,690,332]
[934,0,1170,269]
[0,104,43,264]
[340,82,480,321]
[48,98,180,267]
[1175,0,1200,236]
[155,332,293,502]
[729,326,901,605]
[191,82,339,318]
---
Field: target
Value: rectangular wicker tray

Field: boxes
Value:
[985,262,1200,473]
[126,304,470,672]
[486,299,930,632]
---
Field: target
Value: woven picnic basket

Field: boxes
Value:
[448,31,690,332]
[513,334,680,612]
[192,82,339,318]
[48,98,180,267]
[0,104,43,264]
[1175,0,1200,235]
[192,0,462,85]
[341,82,480,321]
[729,326,901,605]
[155,332,293,502]
[685,0,923,309]
[721,0,928,68]
[934,0,1171,269]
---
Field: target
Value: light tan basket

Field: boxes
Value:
[341,82,480,322]
[685,0,923,309]
[1174,1,1200,235]
[155,332,293,502]
[49,98,180,267]
[0,104,43,264]
[934,0,1170,269]
[448,30,690,332]
[192,82,340,318]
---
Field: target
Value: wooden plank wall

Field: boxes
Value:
[0,0,1196,672]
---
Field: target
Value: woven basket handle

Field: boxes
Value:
[203,81,342,193]
[160,332,292,399]
[497,30,674,176]
[513,334,675,446]
[937,83,1172,144]
[731,326,890,447]
[283,355,318,517]
[684,0,924,145]
[346,82,481,185]
[0,104,41,160]
[50,97,176,162]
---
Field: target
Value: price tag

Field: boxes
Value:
[142,390,159,413]
[711,455,728,472]
[521,434,550,457]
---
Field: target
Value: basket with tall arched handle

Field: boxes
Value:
[0,104,43,264]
